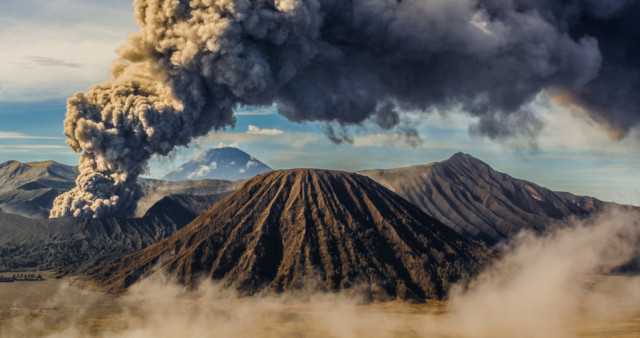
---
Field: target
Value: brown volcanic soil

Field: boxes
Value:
[80,169,489,301]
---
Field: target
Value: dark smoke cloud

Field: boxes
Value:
[565,1,640,139]
[52,0,640,217]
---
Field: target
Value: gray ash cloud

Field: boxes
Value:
[51,0,640,217]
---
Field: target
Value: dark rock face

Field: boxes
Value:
[360,153,609,246]
[0,194,224,271]
[80,169,489,301]
[143,193,231,226]
[163,147,272,181]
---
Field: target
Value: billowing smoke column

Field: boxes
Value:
[51,0,640,218]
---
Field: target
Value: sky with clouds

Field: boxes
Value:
[1,0,640,206]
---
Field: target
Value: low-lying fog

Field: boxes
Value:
[1,208,639,337]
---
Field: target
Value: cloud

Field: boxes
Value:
[0,144,70,153]
[537,95,640,155]
[187,163,216,180]
[198,131,318,150]
[234,108,274,116]
[12,145,67,149]
[217,142,239,149]
[352,132,422,148]
[0,0,136,101]
[203,132,270,144]
[0,131,64,139]
[18,56,84,69]
[575,166,635,174]
[247,125,284,136]
[448,207,640,337]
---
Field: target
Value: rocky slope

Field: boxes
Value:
[79,169,489,301]
[163,147,272,181]
[360,153,609,245]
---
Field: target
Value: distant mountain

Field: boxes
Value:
[360,153,611,246]
[0,193,225,271]
[139,177,243,196]
[163,147,272,181]
[0,160,77,191]
[0,160,77,218]
[136,178,243,216]
[0,159,244,218]
[78,169,489,301]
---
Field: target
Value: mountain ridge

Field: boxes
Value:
[0,160,78,191]
[360,152,610,245]
[0,160,78,218]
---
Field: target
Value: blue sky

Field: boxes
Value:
[2,0,640,205]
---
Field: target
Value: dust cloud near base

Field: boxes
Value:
[2,208,640,337]
[0,275,638,338]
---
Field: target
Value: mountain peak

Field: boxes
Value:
[360,153,607,245]
[443,152,492,171]
[196,146,246,159]
[163,147,272,181]
[447,152,483,164]
[448,152,468,160]
[0,160,23,173]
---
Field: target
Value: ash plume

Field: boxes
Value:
[52,0,640,218]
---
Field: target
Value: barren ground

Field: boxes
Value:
[0,273,638,337]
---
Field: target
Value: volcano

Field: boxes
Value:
[163,147,272,181]
[81,169,488,301]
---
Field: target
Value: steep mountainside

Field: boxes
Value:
[0,193,224,271]
[79,169,489,301]
[360,153,609,245]
[163,147,272,181]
